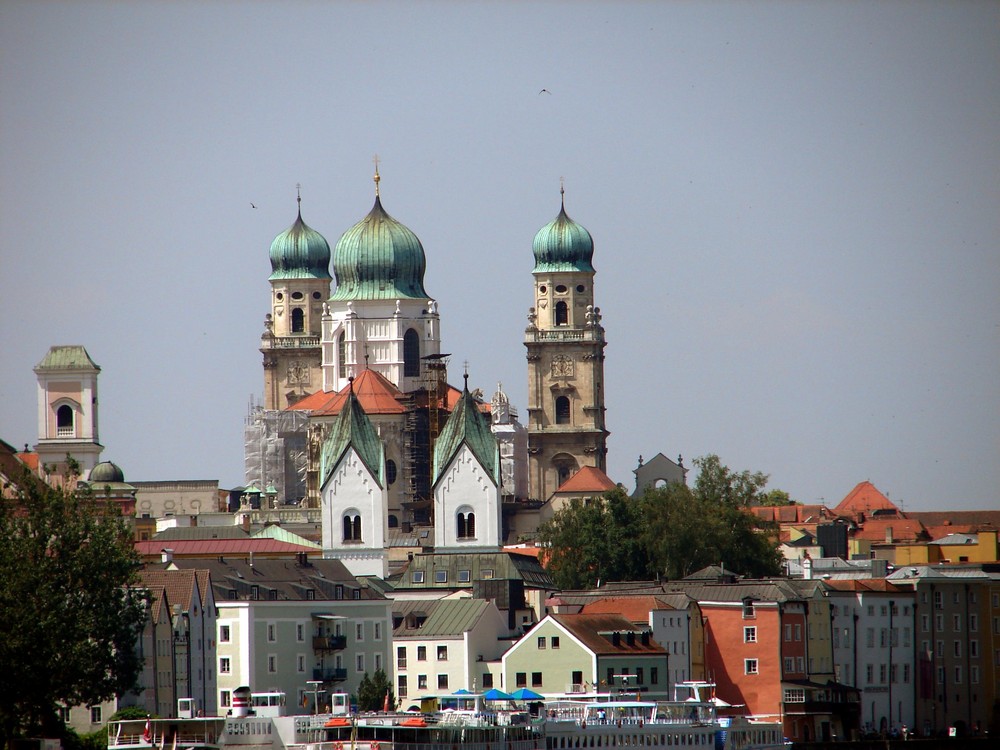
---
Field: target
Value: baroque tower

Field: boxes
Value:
[261,190,332,409]
[34,345,104,480]
[524,189,608,501]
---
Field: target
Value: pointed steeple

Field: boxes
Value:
[319,378,385,487]
[433,375,498,484]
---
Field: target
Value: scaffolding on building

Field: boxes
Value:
[243,397,309,507]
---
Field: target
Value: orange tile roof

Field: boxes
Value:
[850,517,926,543]
[834,481,900,517]
[135,538,316,558]
[289,369,408,416]
[580,596,673,624]
[15,451,39,472]
[550,613,666,656]
[556,465,618,494]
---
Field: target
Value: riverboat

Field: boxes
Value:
[107,688,544,750]
[542,682,785,750]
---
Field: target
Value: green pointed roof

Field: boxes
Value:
[34,345,100,372]
[330,195,429,301]
[532,192,595,273]
[433,379,499,485]
[320,383,385,488]
[269,205,332,281]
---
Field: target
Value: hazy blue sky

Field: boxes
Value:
[2,2,997,511]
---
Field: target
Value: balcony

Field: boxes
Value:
[261,335,321,350]
[313,668,348,682]
[313,635,347,651]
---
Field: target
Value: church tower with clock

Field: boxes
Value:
[260,190,332,409]
[524,189,609,502]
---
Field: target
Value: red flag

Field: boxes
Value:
[383,690,390,712]
[143,720,152,743]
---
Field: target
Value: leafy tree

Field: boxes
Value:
[356,669,395,712]
[538,456,784,587]
[760,489,796,506]
[536,488,650,589]
[642,455,783,579]
[0,469,147,749]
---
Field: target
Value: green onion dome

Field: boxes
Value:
[532,194,595,273]
[89,460,125,483]
[330,195,429,301]
[268,207,333,281]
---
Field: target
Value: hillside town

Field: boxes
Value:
[4,176,998,745]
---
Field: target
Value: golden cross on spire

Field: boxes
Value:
[373,154,381,197]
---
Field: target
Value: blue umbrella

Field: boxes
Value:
[482,688,514,701]
[453,689,472,695]
[510,688,544,701]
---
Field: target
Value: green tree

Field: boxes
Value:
[0,470,147,749]
[537,488,652,589]
[760,489,796,506]
[356,669,395,712]
[642,455,783,579]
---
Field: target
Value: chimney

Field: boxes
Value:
[161,548,174,563]
[802,556,813,580]
[885,527,894,544]
[249,551,255,568]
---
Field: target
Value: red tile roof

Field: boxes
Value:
[135,538,316,559]
[289,369,407,416]
[556,466,618,494]
[551,613,666,656]
[833,481,900,517]
[580,596,673,624]
[15,451,39,472]
[850,517,927,543]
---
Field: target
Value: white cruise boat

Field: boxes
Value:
[108,688,544,750]
[542,682,785,750]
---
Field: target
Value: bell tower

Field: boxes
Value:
[261,188,332,409]
[524,189,608,502]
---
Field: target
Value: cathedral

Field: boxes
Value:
[246,171,610,576]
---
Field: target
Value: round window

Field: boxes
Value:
[275,292,283,301]
[539,285,547,294]
[555,285,567,293]
[577,285,585,293]
[312,291,321,299]
[291,291,304,300]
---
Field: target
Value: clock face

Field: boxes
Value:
[287,361,309,385]
[551,354,574,378]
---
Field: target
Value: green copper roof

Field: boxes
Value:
[320,385,385,488]
[432,382,498,485]
[34,345,100,372]
[89,461,125,483]
[269,208,333,281]
[330,196,429,301]
[532,197,595,273]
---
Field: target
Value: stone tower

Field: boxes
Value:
[34,345,104,480]
[524,189,608,501]
[260,192,332,409]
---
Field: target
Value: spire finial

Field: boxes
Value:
[364,344,370,370]
[296,182,302,217]
[373,154,381,198]
[348,375,355,394]
[560,177,565,210]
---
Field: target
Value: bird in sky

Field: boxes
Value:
[251,202,257,209]
[539,88,551,94]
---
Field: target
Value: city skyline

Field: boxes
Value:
[2,2,997,510]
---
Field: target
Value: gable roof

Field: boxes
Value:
[549,613,666,656]
[556,466,617,494]
[432,382,498,484]
[834,481,900,517]
[850,517,927,543]
[319,384,384,487]
[138,569,202,613]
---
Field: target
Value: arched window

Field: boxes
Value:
[338,332,347,379]
[555,301,568,326]
[387,515,399,529]
[386,459,397,485]
[555,396,571,425]
[56,404,74,437]
[457,511,476,539]
[343,514,362,542]
[403,328,420,377]
[291,307,305,333]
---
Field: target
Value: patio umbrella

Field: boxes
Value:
[482,688,514,701]
[453,689,472,695]
[510,688,544,701]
